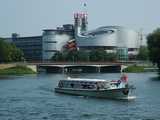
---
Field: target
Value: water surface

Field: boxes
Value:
[0,73,160,120]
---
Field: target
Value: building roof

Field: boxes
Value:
[43,29,73,32]
[61,78,107,82]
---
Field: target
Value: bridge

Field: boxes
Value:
[35,62,127,73]
[1,61,154,73]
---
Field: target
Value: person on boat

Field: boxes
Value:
[120,74,128,82]
[96,82,100,90]
[120,74,128,87]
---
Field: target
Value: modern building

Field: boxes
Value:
[11,33,43,61]
[75,26,140,59]
[42,24,74,60]
[6,24,74,61]
[74,13,140,60]
[5,12,142,61]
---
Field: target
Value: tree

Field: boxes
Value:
[0,38,24,63]
[137,46,149,60]
[65,51,77,62]
[89,49,106,62]
[89,49,117,62]
[147,28,160,69]
[77,51,89,62]
[51,49,117,62]
[104,52,117,62]
[10,44,24,62]
[0,39,10,62]
[51,51,64,62]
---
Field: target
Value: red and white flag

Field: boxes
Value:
[120,74,128,83]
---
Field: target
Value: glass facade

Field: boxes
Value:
[13,36,43,61]
[116,47,128,61]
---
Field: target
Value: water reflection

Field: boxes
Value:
[150,76,160,81]
[149,71,160,81]
[0,76,16,80]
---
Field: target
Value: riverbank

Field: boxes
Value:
[0,64,16,70]
[0,65,37,75]
[123,65,158,73]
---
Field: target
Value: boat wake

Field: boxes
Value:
[122,96,136,101]
[128,96,136,99]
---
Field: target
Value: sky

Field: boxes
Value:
[0,0,160,37]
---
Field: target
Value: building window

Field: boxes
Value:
[45,50,58,52]
[44,41,57,43]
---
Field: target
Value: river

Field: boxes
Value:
[0,72,160,120]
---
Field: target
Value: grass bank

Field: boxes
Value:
[123,65,158,73]
[0,65,36,75]
[123,65,146,73]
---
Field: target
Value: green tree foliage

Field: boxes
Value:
[51,49,117,62]
[89,49,105,62]
[0,38,24,63]
[77,51,89,62]
[104,52,117,61]
[51,51,64,62]
[137,46,149,60]
[66,51,78,62]
[147,28,160,69]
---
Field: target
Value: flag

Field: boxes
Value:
[120,74,128,83]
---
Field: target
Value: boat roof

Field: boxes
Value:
[61,78,107,82]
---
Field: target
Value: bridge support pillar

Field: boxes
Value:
[97,67,101,73]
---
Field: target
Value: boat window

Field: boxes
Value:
[79,82,95,89]
[58,81,63,88]
[70,83,74,88]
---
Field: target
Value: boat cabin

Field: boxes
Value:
[58,78,122,90]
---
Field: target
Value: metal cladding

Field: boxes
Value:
[42,25,140,60]
[76,26,139,49]
[74,12,88,32]
[42,30,56,60]
[42,27,74,60]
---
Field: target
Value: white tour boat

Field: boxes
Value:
[55,74,135,100]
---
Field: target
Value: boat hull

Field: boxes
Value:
[55,87,130,100]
